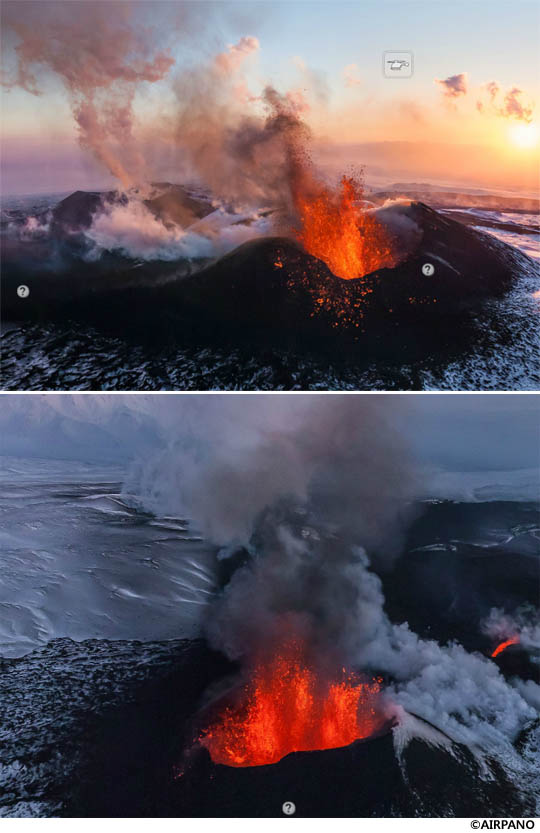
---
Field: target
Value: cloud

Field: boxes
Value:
[476,81,533,123]
[214,35,260,75]
[343,63,361,88]
[504,87,534,123]
[486,80,500,101]
[435,72,468,100]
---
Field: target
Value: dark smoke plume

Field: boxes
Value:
[181,396,419,669]
[173,41,318,220]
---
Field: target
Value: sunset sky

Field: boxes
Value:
[1,0,539,195]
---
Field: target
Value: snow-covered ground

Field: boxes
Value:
[0,456,216,658]
[1,452,537,659]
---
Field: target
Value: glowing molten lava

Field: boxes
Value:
[294,175,399,280]
[491,636,520,658]
[200,644,383,767]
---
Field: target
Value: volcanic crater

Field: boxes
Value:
[3,185,535,355]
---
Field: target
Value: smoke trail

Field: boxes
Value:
[2,0,320,212]
[2,1,174,186]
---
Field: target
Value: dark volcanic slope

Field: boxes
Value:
[49,183,214,236]
[3,200,536,353]
[0,638,233,818]
[1,637,534,818]
[174,727,532,819]
[166,202,531,342]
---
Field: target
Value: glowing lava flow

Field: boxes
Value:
[293,175,399,280]
[199,644,383,767]
[491,636,520,658]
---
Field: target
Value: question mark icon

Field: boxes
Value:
[282,801,296,816]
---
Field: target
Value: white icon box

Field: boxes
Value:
[383,51,413,78]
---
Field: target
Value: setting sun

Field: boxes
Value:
[508,122,539,149]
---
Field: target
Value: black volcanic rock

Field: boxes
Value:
[144,183,214,227]
[134,202,537,350]
[170,201,517,332]
[49,183,213,236]
[1,635,536,818]
[0,637,235,818]
[51,189,120,233]
[168,728,530,818]
[3,201,537,355]
[173,733,403,817]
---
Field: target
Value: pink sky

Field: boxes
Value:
[1,0,538,195]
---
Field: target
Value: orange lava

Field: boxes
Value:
[491,636,520,658]
[199,643,383,767]
[293,175,399,280]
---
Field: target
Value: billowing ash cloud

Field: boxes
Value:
[75,31,315,260]
[172,49,315,218]
[133,396,418,559]
[1,0,318,218]
[476,81,534,123]
[435,72,468,99]
[122,394,539,759]
[2,0,174,186]
[1,3,410,263]
[126,395,419,670]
